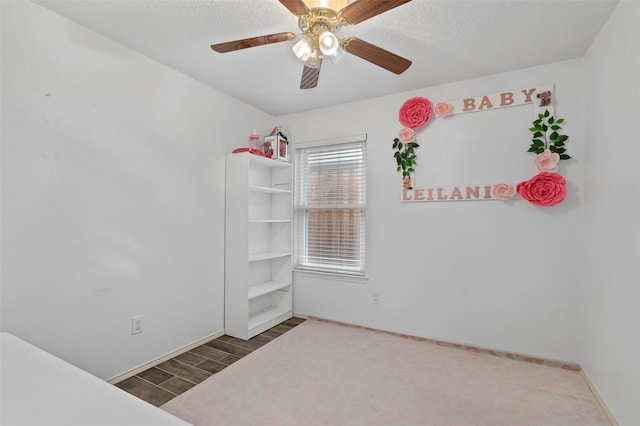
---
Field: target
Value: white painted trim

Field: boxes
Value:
[294,134,367,149]
[293,269,368,284]
[580,369,618,426]
[292,312,309,319]
[106,330,225,385]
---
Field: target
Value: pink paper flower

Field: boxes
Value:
[399,97,432,130]
[516,172,567,207]
[434,102,453,117]
[534,149,560,172]
[492,183,516,200]
[398,127,415,144]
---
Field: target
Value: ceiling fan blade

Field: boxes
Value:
[211,32,295,53]
[300,60,322,89]
[343,37,411,74]
[279,0,310,15]
[340,0,412,25]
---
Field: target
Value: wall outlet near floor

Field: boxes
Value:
[372,291,381,304]
[132,315,143,335]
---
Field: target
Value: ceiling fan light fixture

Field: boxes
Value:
[318,30,340,56]
[211,0,414,90]
[302,0,349,12]
[330,45,346,63]
[292,35,314,61]
[305,49,323,69]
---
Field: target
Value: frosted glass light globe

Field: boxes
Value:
[293,36,314,61]
[318,31,339,56]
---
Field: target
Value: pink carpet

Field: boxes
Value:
[161,319,609,425]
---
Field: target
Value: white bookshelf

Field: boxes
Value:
[225,152,293,340]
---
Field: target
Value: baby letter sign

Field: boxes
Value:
[399,84,557,203]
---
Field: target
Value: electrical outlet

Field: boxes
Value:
[372,291,380,304]
[132,315,143,335]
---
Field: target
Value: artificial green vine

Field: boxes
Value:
[393,138,419,178]
[528,109,571,159]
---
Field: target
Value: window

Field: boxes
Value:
[294,136,366,277]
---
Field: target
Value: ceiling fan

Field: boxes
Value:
[211,0,413,89]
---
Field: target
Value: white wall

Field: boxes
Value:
[583,2,640,424]
[3,1,636,421]
[0,0,274,379]
[279,59,585,363]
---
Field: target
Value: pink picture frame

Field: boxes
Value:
[277,136,288,162]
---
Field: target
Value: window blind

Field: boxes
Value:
[294,141,366,275]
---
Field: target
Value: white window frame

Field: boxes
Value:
[293,135,367,282]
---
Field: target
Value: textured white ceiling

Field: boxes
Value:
[34,0,618,116]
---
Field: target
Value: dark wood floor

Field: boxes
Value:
[114,317,306,406]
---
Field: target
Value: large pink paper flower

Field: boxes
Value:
[492,183,516,200]
[399,97,432,130]
[534,149,560,172]
[398,127,415,144]
[434,102,453,117]
[517,172,567,207]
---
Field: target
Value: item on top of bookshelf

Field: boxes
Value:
[232,148,265,156]
[277,137,288,162]
[261,140,274,158]
[265,133,289,162]
[249,129,261,150]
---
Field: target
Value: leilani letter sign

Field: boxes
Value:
[393,84,571,207]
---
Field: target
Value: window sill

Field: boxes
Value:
[293,269,369,284]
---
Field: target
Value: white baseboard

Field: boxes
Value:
[580,369,618,426]
[293,312,309,319]
[106,330,225,385]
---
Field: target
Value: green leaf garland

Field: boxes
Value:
[528,110,571,159]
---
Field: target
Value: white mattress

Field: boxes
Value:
[0,332,191,426]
